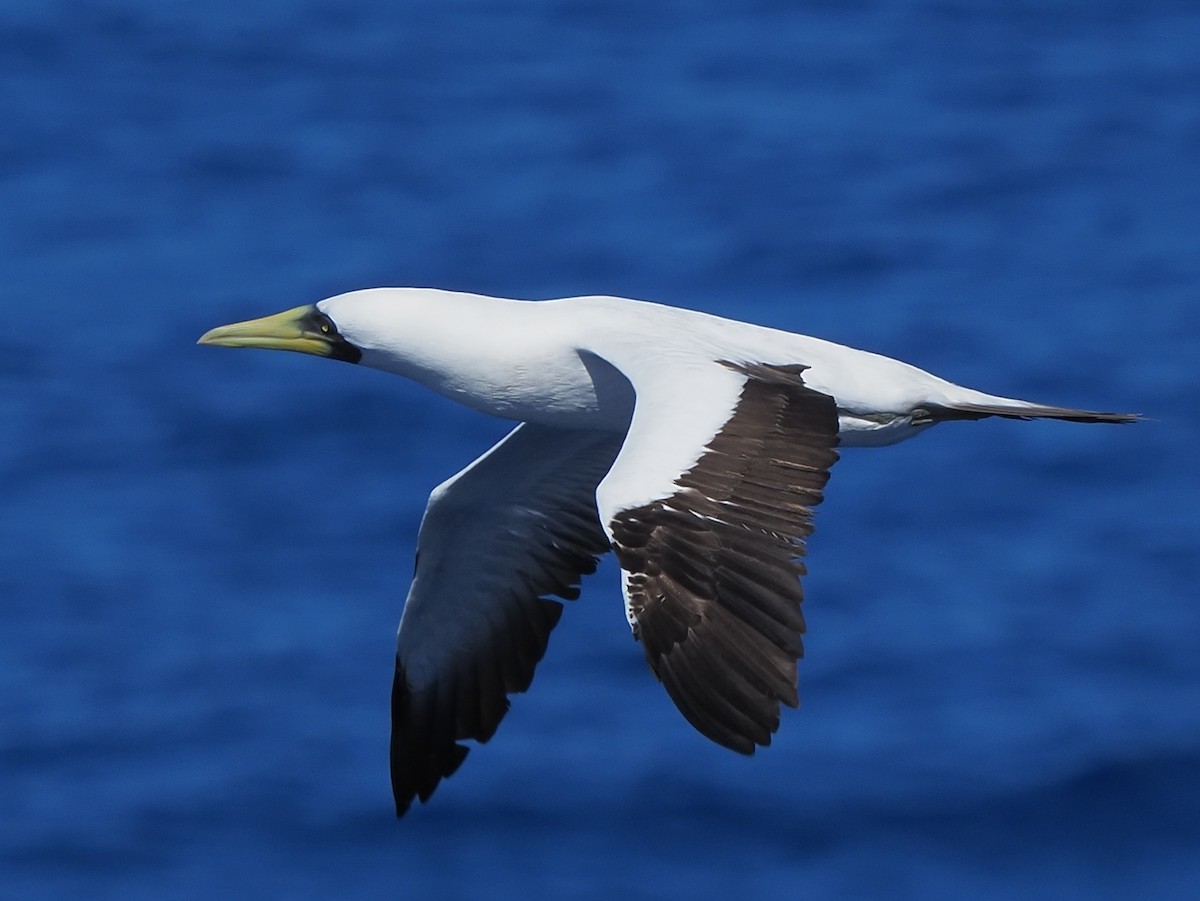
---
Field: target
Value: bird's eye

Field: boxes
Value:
[320,320,331,334]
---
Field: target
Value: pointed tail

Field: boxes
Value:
[921,400,1140,425]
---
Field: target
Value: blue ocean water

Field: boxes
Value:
[3,0,1198,897]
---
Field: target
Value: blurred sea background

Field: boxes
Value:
[3,1,1198,898]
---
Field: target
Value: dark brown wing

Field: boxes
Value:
[608,362,839,752]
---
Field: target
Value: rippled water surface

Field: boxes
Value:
[3,1,1198,898]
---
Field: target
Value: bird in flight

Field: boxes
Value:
[199,288,1136,815]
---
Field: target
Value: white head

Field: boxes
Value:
[197,288,474,374]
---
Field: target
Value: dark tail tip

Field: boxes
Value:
[922,402,1141,424]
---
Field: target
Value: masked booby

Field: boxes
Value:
[199,288,1137,815]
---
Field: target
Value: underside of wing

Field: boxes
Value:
[391,423,624,815]
[605,362,840,752]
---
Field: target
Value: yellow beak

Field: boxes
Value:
[198,304,360,362]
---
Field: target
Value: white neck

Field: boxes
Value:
[318,288,624,426]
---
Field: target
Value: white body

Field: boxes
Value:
[322,288,1037,447]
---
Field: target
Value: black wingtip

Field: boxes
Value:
[389,659,474,816]
[392,743,469,817]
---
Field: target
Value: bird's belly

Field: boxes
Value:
[836,412,930,446]
[442,349,635,431]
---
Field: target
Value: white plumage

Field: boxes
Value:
[199,288,1136,815]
